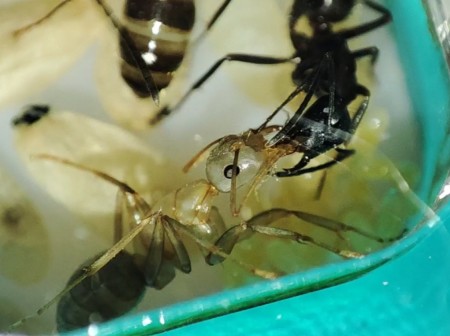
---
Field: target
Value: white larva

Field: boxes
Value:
[12,105,185,239]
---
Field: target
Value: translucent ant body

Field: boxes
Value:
[52,170,255,331]
[7,150,395,332]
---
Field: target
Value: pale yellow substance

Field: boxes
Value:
[0,0,103,108]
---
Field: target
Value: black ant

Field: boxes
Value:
[154,0,392,194]
[151,0,391,149]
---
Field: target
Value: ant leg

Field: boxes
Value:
[33,154,181,288]
[206,207,401,265]
[352,47,380,65]
[193,0,233,44]
[7,213,157,332]
[257,56,329,133]
[12,0,72,37]
[268,56,330,145]
[143,216,191,290]
[114,195,189,289]
[151,53,297,124]
[275,153,314,178]
[348,85,370,137]
[339,0,391,39]
[165,217,279,280]
[162,216,191,274]
[275,148,355,178]
[111,191,188,290]
[256,85,304,132]
[314,169,328,200]
[113,190,125,244]
[324,53,338,127]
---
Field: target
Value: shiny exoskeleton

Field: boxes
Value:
[119,0,196,98]
[56,251,145,332]
[261,0,391,177]
[154,1,391,177]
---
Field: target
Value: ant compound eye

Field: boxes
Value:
[206,139,263,193]
[223,165,240,179]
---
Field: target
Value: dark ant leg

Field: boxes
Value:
[255,85,304,132]
[190,0,235,50]
[150,54,297,124]
[339,0,391,39]
[202,0,231,35]
[266,58,328,145]
[113,190,125,244]
[276,152,316,178]
[166,217,279,280]
[348,85,370,137]
[162,216,191,274]
[7,213,157,331]
[206,207,402,265]
[314,169,328,200]
[352,47,380,65]
[323,53,338,127]
[143,216,191,289]
[276,148,355,178]
[277,84,370,178]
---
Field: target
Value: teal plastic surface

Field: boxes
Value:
[65,0,450,335]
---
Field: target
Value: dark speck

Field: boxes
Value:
[12,104,50,126]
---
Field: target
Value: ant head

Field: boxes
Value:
[301,0,356,23]
[205,137,264,193]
